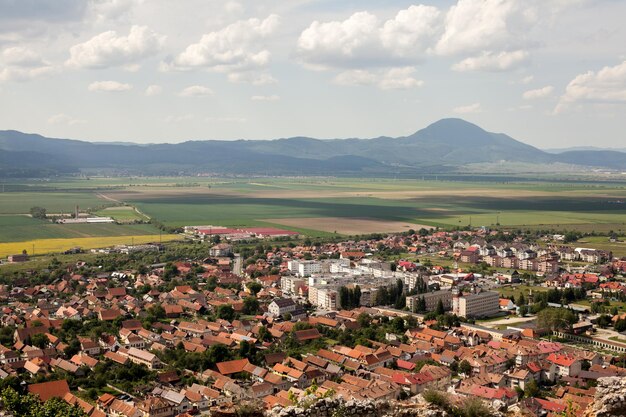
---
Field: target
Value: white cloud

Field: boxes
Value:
[2,47,45,67]
[452,50,529,72]
[0,47,54,82]
[47,113,86,125]
[251,95,280,101]
[555,60,626,113]
[523,85,554,100]
[90,0,139,22]
[145,84,162,96]
[380,5,442,57]
[87,80,132,92]
[179,85,214,97]
[227,72,277,85]
[334,67,423,90]
[67,25,164,69]
[521,75,534,84]
[224,1,244,14]
[0,65,54,82]
[169,14,279,76]
[453,102,482,114]
[297,7,441,70]
[435,0,534,56]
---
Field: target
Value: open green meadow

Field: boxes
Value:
[0,176,625,255]
[0,215,162,242]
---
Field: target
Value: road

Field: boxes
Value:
[233,253,243,276]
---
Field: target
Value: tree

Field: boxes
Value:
[242,297,260,315]
[615,319,626,332]
[415,296,426,313]
[596,315,612,329]
[537,308,577,333]
[247,282,262,296]
[217,305,235,321]
[1,387,87,417]
[459,360,472,375]
[436,299,445,316]
[258,326,271,342]
[29,333,49,349]
[519,305,529,317]
[524,379,540,398]
[29,206,47,219]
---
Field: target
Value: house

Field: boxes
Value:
[268,298,297,317]
[216,358,251,376]
[120,347,161,370]
[28,379,70,402]
[499,299,516,311]
[546,353,582,378]
[294,328,322,343]
[210,244,232,257]
[137,397,174,417]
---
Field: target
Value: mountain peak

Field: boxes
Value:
[408,118,493,147]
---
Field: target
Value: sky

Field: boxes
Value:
[0,0,625,149]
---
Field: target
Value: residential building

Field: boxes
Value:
[453,289,499,318]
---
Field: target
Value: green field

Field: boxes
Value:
[94,206,149,222]
[0,215,161,242]
[0,191,109,214]
[575,235,626,258]
[497,285,549,300]
[0,176,625,249]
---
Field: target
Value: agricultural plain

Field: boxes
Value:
[0,176,625,256]
[0,234,180,259]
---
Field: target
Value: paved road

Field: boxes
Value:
[233,253,243,276]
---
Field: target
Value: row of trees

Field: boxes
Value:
[339,286,361,310]
[374,279,406,309]
[1,388,86,417]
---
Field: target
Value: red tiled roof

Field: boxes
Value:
[28,379,70,402]
[216,358,250,375]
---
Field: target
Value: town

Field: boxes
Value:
[0,226,624,417]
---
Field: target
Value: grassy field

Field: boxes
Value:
[0,234,180,258]
[0,191,108,214]
[497,285,549,300]
[575,235,626,258]
[0,176,625,256]
[0,215,163,242]
[94,206,149,222]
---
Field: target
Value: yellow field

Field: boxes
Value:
[0,235,181,258]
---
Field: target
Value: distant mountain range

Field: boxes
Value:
[544,146,626,154]
[0,118,624,177]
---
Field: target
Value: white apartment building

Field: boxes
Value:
[452,290,499,318]
[281,276,307,295]
[288,260,323,277]
[309,288,341,310]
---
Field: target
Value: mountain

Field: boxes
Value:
[0,119,624,177]
[544,146,626,154]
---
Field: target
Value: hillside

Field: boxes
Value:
[0,119,624,176]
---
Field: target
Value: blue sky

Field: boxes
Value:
[0,0,625,148]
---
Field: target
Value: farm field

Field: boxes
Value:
[575,235,626,258]
[0,191,108,214]
[0,234,180,258]
[262,217,433,235]
[0,176,625,257]
[94,206,149,222]
[0,215,162,242]
[497,285,549,300]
